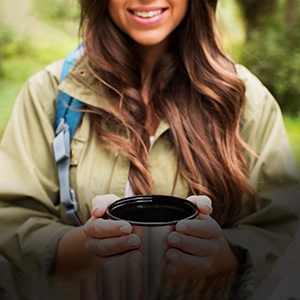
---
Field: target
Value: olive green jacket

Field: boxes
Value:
[0,58,299,299]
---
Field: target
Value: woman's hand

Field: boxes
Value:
[55,194,142,299]
[83,194,141,257]
[83,194,143,280]
[55,194,141,275]
[165,195,239,282]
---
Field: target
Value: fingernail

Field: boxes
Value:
[103,260,114,269]
[127,237,139,247]
[92,204,103,215]
[177,223,187,232]
[167,252,179,262]
[102,260,116,277]
[129,253,140,263]
[205,205,213,214]
[170,235,180,245]
[119,225,131,234]
[193,195,212,207]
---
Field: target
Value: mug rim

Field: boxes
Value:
[106,194,199,226]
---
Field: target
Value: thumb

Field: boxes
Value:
[186,195,213,215]
[91,194,120,218]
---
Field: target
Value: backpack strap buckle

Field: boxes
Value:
[53,118,82,226]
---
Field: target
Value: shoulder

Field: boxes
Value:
[235,64,282,125]
[21,60,64,125]
[27,59,64,91]
[235,64,285,152]
[235,64,279,115]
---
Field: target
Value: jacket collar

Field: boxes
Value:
[58,55,170,138]
[58,56,118,115]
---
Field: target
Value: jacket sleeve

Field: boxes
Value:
[222,65,300,298]
[0,60,74,275]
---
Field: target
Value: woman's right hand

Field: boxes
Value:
[55,195,142,299]
[83,194,142,257]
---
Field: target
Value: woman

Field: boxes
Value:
[0,0,299,299]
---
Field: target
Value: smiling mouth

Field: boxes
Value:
[130,9,165,18]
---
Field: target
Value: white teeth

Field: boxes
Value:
[132,9,163,18]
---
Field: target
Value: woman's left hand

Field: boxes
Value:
[165,195,238,282]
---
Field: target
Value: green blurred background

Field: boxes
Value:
[0,0,299,172]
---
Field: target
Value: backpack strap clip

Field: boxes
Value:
[53,118,81,226]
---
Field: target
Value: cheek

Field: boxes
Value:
[108,2,126,30]
[172,1,189,27]
[180,2,189,21]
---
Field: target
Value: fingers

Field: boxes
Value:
[186,195,213,215]
[165,249,214,282]
[84,217,132,239]
[167,231,220,257]
[168,217,221,259]
[92,194,120,218]
[84,217,140,256]
[85,232,141,256]
[175,216,222,239]
[164,208,223,282]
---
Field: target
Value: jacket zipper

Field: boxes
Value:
[104,150,119,194]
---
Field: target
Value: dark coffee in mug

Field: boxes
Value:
[107,194,198,225]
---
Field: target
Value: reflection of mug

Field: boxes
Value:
[106,195,199,300]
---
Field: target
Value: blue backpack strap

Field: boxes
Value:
[53,46,84,226]
[55,45,84,139]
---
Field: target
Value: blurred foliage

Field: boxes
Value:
[0,1,78,138]
[239,3,300,116]
[217,0,246,61]
[283,115,300,172]
[0,20,33,76]
[236,0,277,34]
[33,0,80,23]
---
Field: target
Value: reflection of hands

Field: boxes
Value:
[165,195,235,282]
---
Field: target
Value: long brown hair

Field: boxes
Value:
[78,0,256,223]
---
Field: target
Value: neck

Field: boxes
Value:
[134,40,168,135]
[136,39,169,90]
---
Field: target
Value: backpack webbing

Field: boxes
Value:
[53,46,84,226]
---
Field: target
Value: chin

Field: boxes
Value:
[133,38,167,48]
